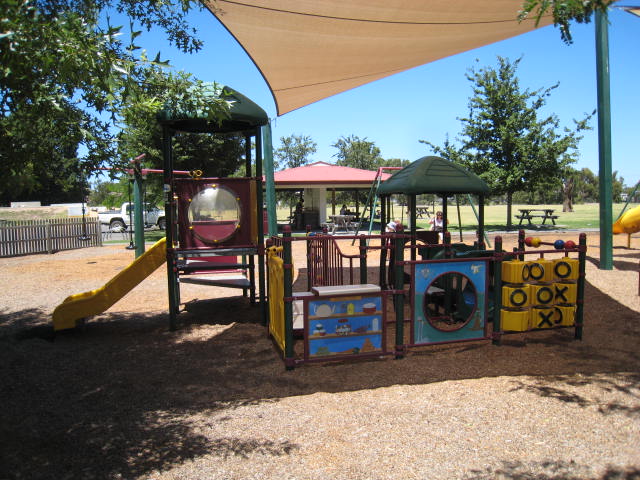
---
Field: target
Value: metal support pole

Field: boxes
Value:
[133,163,145,258]
[162,126,178,331]
[262,122,278,236]
[393,227,405,358]
[596,9,613,270]
[575,233,587,340]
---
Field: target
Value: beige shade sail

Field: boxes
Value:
[206,0,552,115]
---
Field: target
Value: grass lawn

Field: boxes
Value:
[275,202,637,233]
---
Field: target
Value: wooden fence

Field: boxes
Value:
[0,217,102,257]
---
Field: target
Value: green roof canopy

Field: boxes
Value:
[377,156,490,196]
[156,85,268,134]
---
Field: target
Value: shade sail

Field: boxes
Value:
[157,84,268,133]
[206,1,551,115]
[377,156,490,195]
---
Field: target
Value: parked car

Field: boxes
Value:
[98,203,165,231]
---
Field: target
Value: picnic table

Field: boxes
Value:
[328,214,356,234]
[415,205,433,219]
[515,208,558,226]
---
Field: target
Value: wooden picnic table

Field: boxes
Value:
[328,214,356,234]
[415,205,433,219]
[516,208,558,226]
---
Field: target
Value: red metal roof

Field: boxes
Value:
[273,161,392,188]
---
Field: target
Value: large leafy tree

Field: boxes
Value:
[274,134,317,170]
[422,56,591,227]
[332,135,383,171]
[0,0,230,205]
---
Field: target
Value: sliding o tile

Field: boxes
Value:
[502,284,531,308]
[527,259,555,283]
[531,284,555,306]
[553,257,579,281]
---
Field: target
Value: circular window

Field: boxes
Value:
[188,185,241,244]
[423,272,477,332]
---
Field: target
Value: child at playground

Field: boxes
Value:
[429,211,447,241]
[386,218,402,232]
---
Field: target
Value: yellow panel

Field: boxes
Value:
[553,305,575,326]
[528,259,555,283]
[502,260,529,284]
[554,282,577,305]
[530,306,555,329]
[267,246,285,352]
[553,257,579,281]
[531,284,555,306]
[501,309,530,332]
[502,284,530,308]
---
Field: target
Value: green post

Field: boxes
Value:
[492,236,503,345]
[596,8,613,270]
[394,227,405,358]
[359,236,367,284]
[575,233,587,340]
[283,226,295,369]
[262,122,278,237]
[162,126,178,331]
[133,164,145,258]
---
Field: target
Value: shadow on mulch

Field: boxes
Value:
[1,279,639,479]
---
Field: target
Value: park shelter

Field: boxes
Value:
[273,161,391,226]
[377,156,490,244]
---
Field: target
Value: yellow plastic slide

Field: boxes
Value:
[613,205,640,235]
[52,238,167,331]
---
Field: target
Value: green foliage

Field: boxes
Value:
[274,134,317,170]
[422,56,592,226]
[518,0,614,44]
[0,0,229,205]
[332,135,383,171]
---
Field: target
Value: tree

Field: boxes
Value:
[0,0,229,204]
[274,134,317,170]
[422,56,591,228]
[518,0,614,44]
[332,135,383,171]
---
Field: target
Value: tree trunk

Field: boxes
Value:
[562,178,574,212]
[506,191,513,229]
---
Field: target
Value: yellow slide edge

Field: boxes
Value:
[52,238,167,331]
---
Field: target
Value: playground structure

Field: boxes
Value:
[266,156,587,368]
[50,95,588,369]
[52,86,270,332]
[267,227,586,368]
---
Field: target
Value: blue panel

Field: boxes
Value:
[413,260,487,345]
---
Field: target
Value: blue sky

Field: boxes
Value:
[131,5,640,186]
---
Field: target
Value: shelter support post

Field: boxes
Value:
[263,122,278,237]
[596,8,613,270]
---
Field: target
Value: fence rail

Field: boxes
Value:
[0,217,102,257]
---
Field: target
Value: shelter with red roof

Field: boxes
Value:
[273,161,392,227]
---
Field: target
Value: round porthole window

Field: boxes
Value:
[188,185,241,244]
[422,272,477,332]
